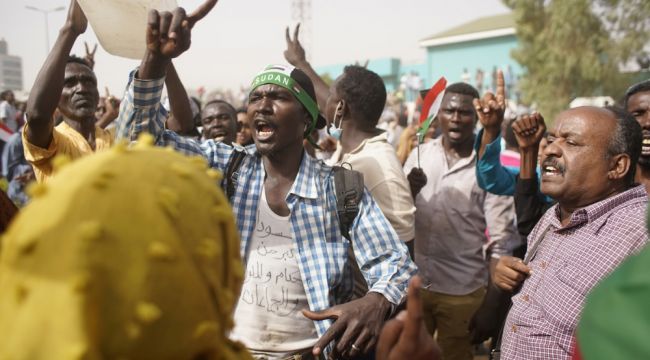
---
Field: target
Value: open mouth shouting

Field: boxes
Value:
[642,132,650,156]
[254,118,276,142]
[541,158,564,178]
[447,127,463,141]
[208,128,227,142]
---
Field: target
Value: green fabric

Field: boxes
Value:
[250,71,319,124]
[576,207,650,359]
[417,114,435,143]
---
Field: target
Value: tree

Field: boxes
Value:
[504,0,650,121]
[319,72,335,87]
[596,0,650,66]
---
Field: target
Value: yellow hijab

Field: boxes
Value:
[0,138,250,360]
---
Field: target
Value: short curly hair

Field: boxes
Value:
[335,65,387,126]
[67,55,92,69]
[624,79,650,109]
[604,106,642,186]
[445,82,479,100]
[0,90,13,101]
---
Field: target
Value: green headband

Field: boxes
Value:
[250,67,322,149]
[250,71,320,124]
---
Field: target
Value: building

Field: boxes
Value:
[313,13,522,98]
[315,58,426,93]
[420,13,521,97]
[0,38,23,91]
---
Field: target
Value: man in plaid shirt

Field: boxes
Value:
[492,106,649,359]
[116,5,416,359]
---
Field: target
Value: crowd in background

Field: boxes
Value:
[0,1,649,360]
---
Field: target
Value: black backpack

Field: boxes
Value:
[224,150,364,240]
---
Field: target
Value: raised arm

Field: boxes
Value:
[512,113,551,237]
[25,0,87,149]
[164,62,195,133]
[474,70,506,160]
[140,6,205,79]
[472,70,521,195]
[473,127,520,195]
[283,24,329,111]
[115,0,221,163]
[512,112,545,180]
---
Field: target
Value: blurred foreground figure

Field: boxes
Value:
[0,138,250,360]
[377,276,441,360]
[0,189,18,233]
[573,207,650,360]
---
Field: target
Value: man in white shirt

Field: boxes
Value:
[0,90,18,132]
[405,82,517,360]
[324,66,416,254]
[283,29,416,258]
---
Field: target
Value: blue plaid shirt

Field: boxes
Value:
[116,71,417,338]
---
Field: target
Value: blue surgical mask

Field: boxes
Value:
[328,122,343,141]
[328,102,344,141]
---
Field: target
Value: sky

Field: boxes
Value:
[0,0,511,96]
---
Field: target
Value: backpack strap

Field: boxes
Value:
[332,165,364,240]
[225,153,364,239]
[224,149,247,201]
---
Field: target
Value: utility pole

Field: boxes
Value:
[25,5,66,56]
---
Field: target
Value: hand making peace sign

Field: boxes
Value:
[84,41,97,69]
[284,24,307,67]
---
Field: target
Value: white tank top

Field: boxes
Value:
[230,187,318,356]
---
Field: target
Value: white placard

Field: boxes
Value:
[77,0,178,59]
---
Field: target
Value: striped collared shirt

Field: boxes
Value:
[116,71,417,339]
[501,185,648,359]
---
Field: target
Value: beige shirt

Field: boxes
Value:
[328,132,415,241]
[404,138,518,295]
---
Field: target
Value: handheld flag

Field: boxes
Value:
[417,77,447,143]
[416,77,446,168]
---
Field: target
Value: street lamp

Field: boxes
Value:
[25,5,66,55]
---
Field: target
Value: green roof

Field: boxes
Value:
[422,13,514,42]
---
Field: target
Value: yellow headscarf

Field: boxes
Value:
[0,138,251,360]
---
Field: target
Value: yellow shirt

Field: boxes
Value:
[22,121,114,183]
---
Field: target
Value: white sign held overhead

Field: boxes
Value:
[77,0,178,59]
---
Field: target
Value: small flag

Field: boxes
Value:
[417,77,447,143]
[0,123,14,142]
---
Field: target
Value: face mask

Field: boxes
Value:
[327,102,344,141]
[328,123,342,141]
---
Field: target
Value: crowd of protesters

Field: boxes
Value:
[0,1,648,360]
